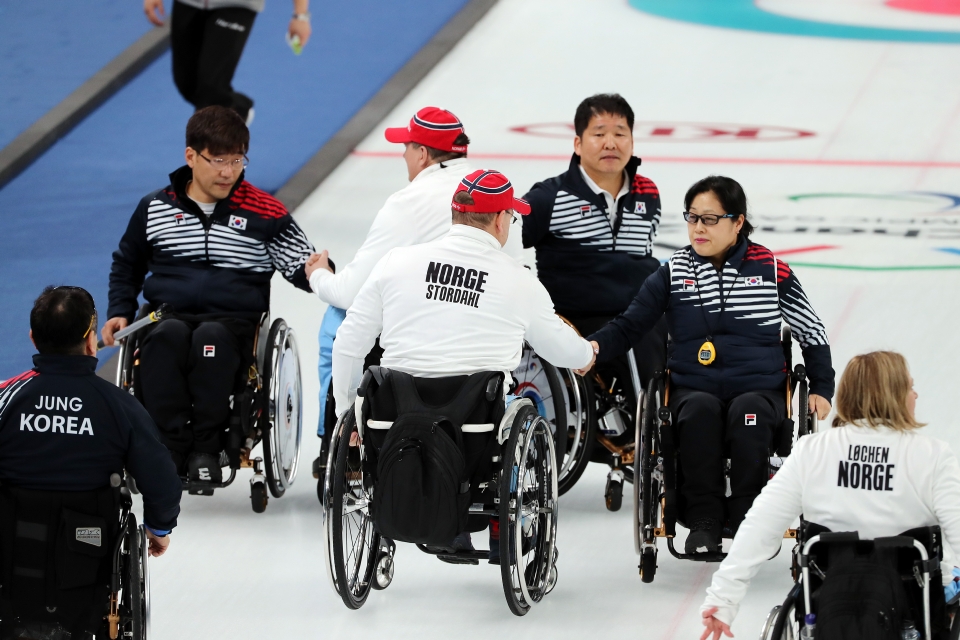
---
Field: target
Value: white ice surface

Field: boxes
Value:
[147,1,960,638]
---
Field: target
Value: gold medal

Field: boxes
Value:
[698,340,716,366]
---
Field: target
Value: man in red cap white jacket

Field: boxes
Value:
[305,108,522,478]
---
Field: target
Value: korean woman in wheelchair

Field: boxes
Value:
[699,351,960,639]
[587,176,835,554]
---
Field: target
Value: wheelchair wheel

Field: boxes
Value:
[325,409,380,609]
[634,379,661,559]
[499,404,559,617]
[262,319,303,499]
[512,345,567,472]
[120,516,148,640]
[760,584,800,640]
[556,368,595,495]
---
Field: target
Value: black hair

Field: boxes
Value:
[418,132,471,163]
[186,105,249,157]
[30,286,98,355]
[574,93,635,137]
[683,176,754,238]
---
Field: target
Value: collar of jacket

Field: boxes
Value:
[32,354,98,375]
[687,235,750,271]
[565,153,642,212]
[447,223,502,250]
[168,165,246,220]
[414,156,469,183]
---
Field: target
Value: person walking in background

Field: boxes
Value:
[144,0,312,124]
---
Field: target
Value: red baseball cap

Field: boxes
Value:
[384,107,467,153]
[452,170,531,215]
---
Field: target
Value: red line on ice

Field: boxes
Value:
[774,245,838,256]
[659,563,712,640]
[351,150,960,169]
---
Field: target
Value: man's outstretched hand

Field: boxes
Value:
[574,341,599,376]
[700,607,734,640]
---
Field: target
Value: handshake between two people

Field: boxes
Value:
[573,340,600,377]
[305,251,333,279]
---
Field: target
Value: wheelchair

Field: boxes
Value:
[116,304,303,513]
[512,342,642,505]
[760,523,960,640]
[322,367,560,616]
[0,473,149,640]
[633,326,817,582]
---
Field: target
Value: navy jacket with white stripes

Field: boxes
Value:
[589,238,835,401]
[107,166,315,321]
[522,154,662,317]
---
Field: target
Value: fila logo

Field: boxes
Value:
[579,205,591,216]
[635,202,646,214]
[174,213,185,225]
[203,345,216,357]
[682,279,696,292]
[745,276,763,286]
[228,215,248,230]
[745,414,757,426]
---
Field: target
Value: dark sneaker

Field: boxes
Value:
[451,531,474,552]
[188,452,222,484]
[685,518,722,554]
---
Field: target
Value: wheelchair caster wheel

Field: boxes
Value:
[250,481,268,513]
[605,472,624,512]
[639,547,657,583]
[372,552,394,590]
[545,565,558,595]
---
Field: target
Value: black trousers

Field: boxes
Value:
[671,387,785,531]
[140,318,251,457]
[170,1,256,120]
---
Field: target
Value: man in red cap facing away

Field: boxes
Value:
[332,169,593,557]
[304,108,520,480]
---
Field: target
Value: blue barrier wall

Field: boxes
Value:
[0,0,471,378]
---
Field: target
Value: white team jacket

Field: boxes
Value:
[701,424,960,626]
[310,158,525,310]
[332,224,593,412]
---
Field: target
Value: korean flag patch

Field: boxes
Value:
[635,201,646,214]
[745,276,763,286]
[228,215,248,231]
[203,345,216,358]
[745,414,757,426]
[682,279,696,292]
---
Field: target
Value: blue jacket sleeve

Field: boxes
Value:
[588,263,671,361]
[117,394,181,531]
[521,181,557,249]
[107,195,153,321]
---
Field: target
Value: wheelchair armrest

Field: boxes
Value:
[818,531,860,544]
[874,535,920,550]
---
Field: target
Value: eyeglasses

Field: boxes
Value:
[197,151,249,171]
[510,211,522,225]
[683,211,737,226]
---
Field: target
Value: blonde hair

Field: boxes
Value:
[832,351,923,431]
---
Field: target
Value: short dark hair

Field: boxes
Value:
[415,133,471,163]
[451,191,497,228]
[30,286,97,355]
[574,94,635,137]
[683,176,755,238]
[186,106,249,157]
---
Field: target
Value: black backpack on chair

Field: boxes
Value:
[816,555,911,640]
[361,369,503,547]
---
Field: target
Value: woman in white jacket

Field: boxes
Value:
[700,351,960,639]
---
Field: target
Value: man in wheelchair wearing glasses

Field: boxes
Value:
[101,106,315,481]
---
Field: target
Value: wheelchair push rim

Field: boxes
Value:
[500,404,559,616]
[326,408,380,609]
[263,319,303,497]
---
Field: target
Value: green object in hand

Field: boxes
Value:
[286,33,302,55]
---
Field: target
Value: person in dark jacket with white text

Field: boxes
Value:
[588,176,835,554]
[102,107,315,481]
